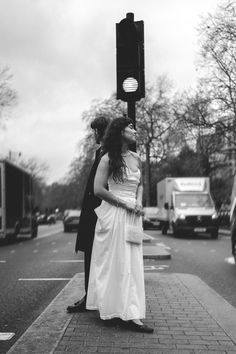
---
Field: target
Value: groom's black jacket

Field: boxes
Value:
[75,147,102,253]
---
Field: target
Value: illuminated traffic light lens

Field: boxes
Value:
[122,77,138,92]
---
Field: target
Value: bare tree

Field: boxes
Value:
[198,1,236,135]
[136,76,178,205]
[0,66,17,126]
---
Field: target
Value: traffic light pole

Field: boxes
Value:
[116,12,144,151]
[127,100,136,128]
[128,100,136,151]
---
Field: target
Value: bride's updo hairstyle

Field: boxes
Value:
[102,116,133,183]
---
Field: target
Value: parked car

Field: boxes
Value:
[63,210,81,232]
[37,213,56,225]
[47,214,56,225]
[37,214,48,225]
[143,207,160,230]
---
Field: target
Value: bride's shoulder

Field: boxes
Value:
[100,153,109,163]
[129,151,140,161]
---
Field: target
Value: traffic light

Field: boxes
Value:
[116,13,145,102]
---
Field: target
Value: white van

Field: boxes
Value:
[157,177,218,238]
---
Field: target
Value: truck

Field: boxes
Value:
[0,159,38,241]
[157,177,219,238]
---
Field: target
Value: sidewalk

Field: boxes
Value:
[7,271,236,354]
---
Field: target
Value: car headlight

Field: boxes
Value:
[212,213,218,219]
[179,214,186,220]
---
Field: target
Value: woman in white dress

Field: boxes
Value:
[86,117,153,333]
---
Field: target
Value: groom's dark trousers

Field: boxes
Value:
[75,147,102,294]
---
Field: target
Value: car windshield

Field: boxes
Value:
[175,194,213,208]
[67,210,81,217]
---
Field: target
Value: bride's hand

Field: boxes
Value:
[125,202,136,213]
[135,202,144,216]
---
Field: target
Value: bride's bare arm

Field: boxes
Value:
[94,154,133,211]
[136,156,143,206]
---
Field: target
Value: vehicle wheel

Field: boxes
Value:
[9,223,20,241]
[162,222,168,235]
[211,230,218,239]
[6,233,17,242]
[31,226,38,239]
[173,224,180,238]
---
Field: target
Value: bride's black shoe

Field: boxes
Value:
[125,320,154,333]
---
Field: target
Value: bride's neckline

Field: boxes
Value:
[121,150,132,157]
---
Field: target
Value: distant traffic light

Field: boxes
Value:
[116,13,145,102]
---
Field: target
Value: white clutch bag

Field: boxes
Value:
[126,224,143,245]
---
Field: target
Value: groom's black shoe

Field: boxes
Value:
[67,296,87,313]
[125,321,154,333]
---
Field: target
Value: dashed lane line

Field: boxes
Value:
[0,332,15,341]
[0,260,6,263]
[155,242,171,250]
[144,265,169,271]
[18,278,71,281]
[50,260,84,263]
[225,256,235,265]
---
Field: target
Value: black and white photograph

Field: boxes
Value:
[0,0,236,353]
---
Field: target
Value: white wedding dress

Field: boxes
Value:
[86,159,145,321]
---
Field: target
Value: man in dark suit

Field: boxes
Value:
[67,116,110,313]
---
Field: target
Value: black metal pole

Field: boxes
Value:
[127,100,136,128]
[127,100,136,151]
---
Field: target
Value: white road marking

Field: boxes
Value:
[50,260,83,263]
[225,256,235,265]
[10,250,15,254]
[51,241,56,245]
[0,260,6,263]
[18,278,71,281]
[155,242,171,250]
[0,332,15,340]
[35,242,40,246]
[144,265,169,271]
[52,249,58,253]
[210,249,216,253]
[174,249,179,253]
[33,249,38,253]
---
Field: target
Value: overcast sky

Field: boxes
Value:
[0,0,220,184]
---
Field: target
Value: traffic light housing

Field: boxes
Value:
[116,13,145,102]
